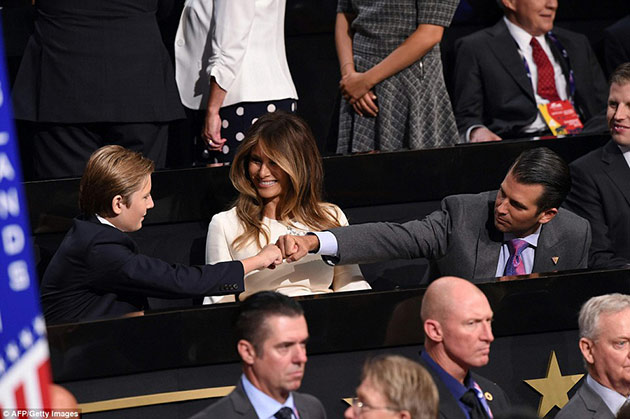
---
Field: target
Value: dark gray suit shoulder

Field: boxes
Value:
[570,145,606,170]
[556,380,614,419]
[294,392,327,419]
[188,385,326,419]
[555,206,590,228]
[442,191,495,209]
[454,22,498,48]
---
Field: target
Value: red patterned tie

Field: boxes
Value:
[505,239,529,276]
[530,37,561,102]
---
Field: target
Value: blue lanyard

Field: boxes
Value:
[519,31,576,101]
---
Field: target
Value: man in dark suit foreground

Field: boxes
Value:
[556,293,630,419]
[278,147,591,283]
[190,291,326,419]
[420,276,509,418]
[453,0,608,142]
[40,145,282,324]
[564,63,630,269]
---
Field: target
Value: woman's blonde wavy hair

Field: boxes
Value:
[230,111,341,250]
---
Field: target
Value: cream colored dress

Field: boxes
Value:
[204,205,370,303]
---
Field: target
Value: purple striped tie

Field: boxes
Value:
[505,239,529,276]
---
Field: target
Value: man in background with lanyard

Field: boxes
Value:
[453,0,608,142]
[420,276,510,418]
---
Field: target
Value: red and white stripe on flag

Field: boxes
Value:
[0,333,51,409]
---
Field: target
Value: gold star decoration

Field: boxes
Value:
[524,350,583,417]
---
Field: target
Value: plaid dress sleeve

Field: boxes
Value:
[416,0,459,27]
[337,0,353,13]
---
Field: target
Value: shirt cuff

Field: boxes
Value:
[465,124,486,142]
[311,231,338,256]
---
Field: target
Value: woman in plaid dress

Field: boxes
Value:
[335,0,460,153]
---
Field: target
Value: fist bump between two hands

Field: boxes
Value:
[259,234,318,270]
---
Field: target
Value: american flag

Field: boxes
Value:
[0,18,51,410]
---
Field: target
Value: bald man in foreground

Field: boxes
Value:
[419,277,510,418]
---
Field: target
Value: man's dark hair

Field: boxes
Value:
[508,147,571,212]
[235,291,304,353]
[610,62,630,86]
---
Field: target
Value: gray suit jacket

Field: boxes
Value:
[328,191,591,283]
[189,380,327,419]
[555,380,614,419]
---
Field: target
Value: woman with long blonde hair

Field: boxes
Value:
[205,112,370,302]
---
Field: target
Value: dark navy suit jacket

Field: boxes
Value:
[453,19,608,139]
[564,140,630,269]
[40,215,244,324]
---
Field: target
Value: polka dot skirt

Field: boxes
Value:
[208,98,297,164]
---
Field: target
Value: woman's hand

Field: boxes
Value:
[340,71,374,104]
[351,90,378,117]
[202,110,227,151]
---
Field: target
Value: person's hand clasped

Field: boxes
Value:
[340,71,373,105]
[202,110,228,151]
[352,91,378,117]
[276,234,319,262]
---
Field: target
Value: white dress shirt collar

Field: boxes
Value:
[617,144,630,169]
[502,17,567,135]
[587,374,629,416]
[503,16,547,56]
[503,224,542,249]
[241,374,298,419]
[96,215,117,229]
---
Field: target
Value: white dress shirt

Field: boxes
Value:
[504,17,568,133]
[241,375,298,419]
[96,215,117,229]
[619,144,630,169]
[466,18,569,141]
[175,0,298,110]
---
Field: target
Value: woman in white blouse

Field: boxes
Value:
[205,112,370,303]
[175,0,298,165]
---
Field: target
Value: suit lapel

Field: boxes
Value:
[474,197,503,278]
[295,394,309,419]
[532,219,561,273]
[602,140,630,207]
[579,381,615,418]
[231,381,259,418]
[487,20,536,101]
[547,32,571,98]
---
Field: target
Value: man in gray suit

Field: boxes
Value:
[189,291,326,419]
[278,147,591,283]
[556,293,630,419]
